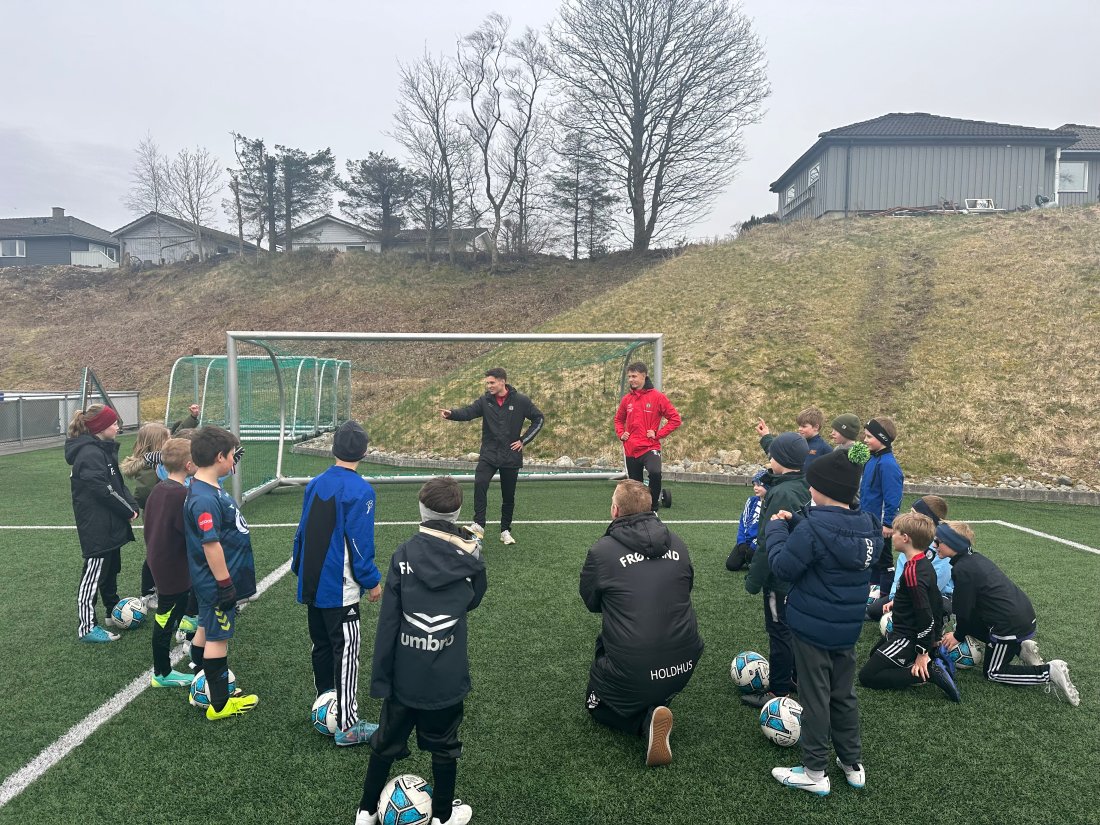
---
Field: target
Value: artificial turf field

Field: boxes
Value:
[0,440,1097,825]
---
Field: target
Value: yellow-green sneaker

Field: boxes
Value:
[206,693,259,720]
[179,615,199,634]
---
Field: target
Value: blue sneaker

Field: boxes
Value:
[151,670,195,688]
[335,719,379,747]
[80,626,119,644]
[935,645,957,679]
[929,660,962,703]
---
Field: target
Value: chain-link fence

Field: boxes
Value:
[0,391,140,452]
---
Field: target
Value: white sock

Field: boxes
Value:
[804,767,826,781]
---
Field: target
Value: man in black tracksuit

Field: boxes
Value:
[440,367,544,545]
[580,479,703,767]
[935,522,1079,705]
[358,477,487,825]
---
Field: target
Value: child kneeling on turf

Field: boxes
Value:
[765,445,880,796]
[356,477,486,825]
[935,522,1079,706]
[144,437,198,688]
[858,512,960,702]
[184,426,258,720]
[293,421,382,746]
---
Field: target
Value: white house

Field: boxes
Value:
[113,212,258,265]
[276,215,381,252]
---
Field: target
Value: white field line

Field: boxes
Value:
[1,517,1094,807]
[0,559,291,809]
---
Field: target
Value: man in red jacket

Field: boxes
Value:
[614,362,682,513]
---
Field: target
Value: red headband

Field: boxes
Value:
[85,406,118,435]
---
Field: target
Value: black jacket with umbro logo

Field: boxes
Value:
[446,384,544,468]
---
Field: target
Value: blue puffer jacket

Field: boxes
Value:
[858,449,903,527]
[767,505,882,650]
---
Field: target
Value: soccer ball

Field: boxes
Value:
[378,774,433,825]
[948,637,984,669]
[730,651,770,694]
[188,668,237,708]
[867,584,881,606]
[311,689,339,735]
[111,597,146,629]
[879,611,894,637]
[759,696,802,748]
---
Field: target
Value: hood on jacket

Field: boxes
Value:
[65,434,107,465]
[406,522,485,591]
[804,506,880,570]
[606,511,671,559]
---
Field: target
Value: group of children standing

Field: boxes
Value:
[728,406,1081,796]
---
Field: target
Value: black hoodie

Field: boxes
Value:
[580,512,703,712]
[65,434,139,558]
[370,520,487,710]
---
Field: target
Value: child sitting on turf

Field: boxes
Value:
[184,426,258,720]
[858,512,960,702]
[867,495,953,621]
[293,421,383,747]
[765,444,880,796]
[727,469,767,571]
[356,476,486,825]
[757,406,833,471]
[143,437,197,688]
[935,522,1079,706]
[122,422,171,611]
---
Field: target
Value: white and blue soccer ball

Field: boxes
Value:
[112,597,146,629]
[867,584,881,606]
[948,637,984,669]
[188,668,237,708]
[311,689,339,735]
[879,611,894,637]
[378,774,433,825]
[760,696,802,747]
[730,651,770,694]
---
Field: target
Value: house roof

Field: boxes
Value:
[274,214,379,243]
[770,112,1079,191]
[1059,124,1100,152]
[112,212,258,249]
[0,213,117,245]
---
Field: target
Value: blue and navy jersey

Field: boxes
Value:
[184,478,257,604]
[292,466,380,608]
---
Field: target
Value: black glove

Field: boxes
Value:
[216,579,238,611]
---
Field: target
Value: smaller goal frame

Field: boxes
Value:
[225,330,664,504]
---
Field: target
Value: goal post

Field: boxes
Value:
[224,330,664,504]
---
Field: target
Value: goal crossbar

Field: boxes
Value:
[225,330,664,504]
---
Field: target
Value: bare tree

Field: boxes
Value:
[457,14,549,269]
[550,0,769,251]
[124,133,168,264]
[162,146,222,261]
[394,49,469,263]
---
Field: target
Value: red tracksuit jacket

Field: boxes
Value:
[614,384,682,459]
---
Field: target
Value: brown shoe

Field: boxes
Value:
[645,706,673,767]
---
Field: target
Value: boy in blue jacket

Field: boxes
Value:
[860,417,904,594]
[766,444,881,796]
[293,421,382,746]
[726,469,767,571]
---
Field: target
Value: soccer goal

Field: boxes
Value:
[223,331,665,503]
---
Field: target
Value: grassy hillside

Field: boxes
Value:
[5,207,1099,485]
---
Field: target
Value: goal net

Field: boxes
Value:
[217,331,664,503]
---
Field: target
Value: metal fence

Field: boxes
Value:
[0,391,140,449]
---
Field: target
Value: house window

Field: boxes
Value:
[1058,161,1087,192]
[0,239,26,257]
[346,245,366,252]
[105,247,118,261]
[786,185,795,203]
[808,164,820,186]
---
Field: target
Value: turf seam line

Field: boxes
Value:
[0,519,743,530]
[967,519,1100,555]
[0,559,292,809]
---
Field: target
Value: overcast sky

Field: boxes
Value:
[1,0,1095,242]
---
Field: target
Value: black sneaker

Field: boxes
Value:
[740,691,778,709]
[929,660,961,703]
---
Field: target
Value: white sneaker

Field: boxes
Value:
[432,801,472,825]
[103,612,123,630]
[835,757,866,789]
[467,523,485,539]
[771,765,831,796]
[500,530,516,545]
[142,593,159,612]
[1020,639,1044,666]
[1048,659,1080,707]
[354,809,378,825]
[645,706,673,767]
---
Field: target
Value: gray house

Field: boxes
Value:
[0,208,120,268]
[1055,124,1100,206]
[770,113,1080,220]
[113,212,258,265]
